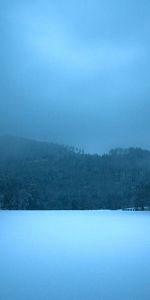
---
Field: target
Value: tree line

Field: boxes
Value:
[0,136,150,210]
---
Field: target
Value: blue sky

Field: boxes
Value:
[0,0,150,153]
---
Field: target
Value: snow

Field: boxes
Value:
[0,210,150,300]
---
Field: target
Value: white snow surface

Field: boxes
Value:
[0,210,150,300]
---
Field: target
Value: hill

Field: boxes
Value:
[0,136,150,210]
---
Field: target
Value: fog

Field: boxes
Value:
[0,210,150,300]
[0,0,150,153]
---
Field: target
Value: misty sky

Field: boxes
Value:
[0,0,150,153]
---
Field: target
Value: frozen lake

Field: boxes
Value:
[0,210,150,300]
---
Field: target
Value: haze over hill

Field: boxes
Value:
[1,0,150,153]
[0,136,150,210]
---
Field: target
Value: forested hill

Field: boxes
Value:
[0,136,150,210]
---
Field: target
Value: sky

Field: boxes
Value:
[0,0,150,153]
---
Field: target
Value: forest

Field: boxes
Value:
[0,135,150,210]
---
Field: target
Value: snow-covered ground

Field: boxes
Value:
[0,210,150,300]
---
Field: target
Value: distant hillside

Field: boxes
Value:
[0,136,150,210]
